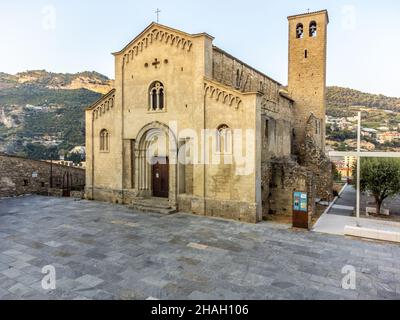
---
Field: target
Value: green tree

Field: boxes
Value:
[66,152,84,164]
[332,163,342,182]
[337,143,349,151]
[353,158,400,214]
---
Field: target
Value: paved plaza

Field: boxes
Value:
[0,196,400,300]
[314,185,400,236]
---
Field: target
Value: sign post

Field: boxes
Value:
[293,191,310,229]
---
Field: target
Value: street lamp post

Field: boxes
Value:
[356,112,361,226]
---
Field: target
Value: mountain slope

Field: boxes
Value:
[0,70,113,159]
[327,86,400,113]
[0,70,113,94]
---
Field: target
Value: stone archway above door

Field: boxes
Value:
[134,121,178,205]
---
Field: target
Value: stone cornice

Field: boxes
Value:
[287,9,329,23]
[86,89,116,111]
[113,22,213,56]
[87,89,116,121]
[204,79,243,110]
[113,23,202,66]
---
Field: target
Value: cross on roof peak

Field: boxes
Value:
[155,8,161,23]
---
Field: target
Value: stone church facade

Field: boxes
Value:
[85,10,332,223]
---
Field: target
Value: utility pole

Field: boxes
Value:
[356,111,361,226]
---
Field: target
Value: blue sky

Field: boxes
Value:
[1,0,399,96]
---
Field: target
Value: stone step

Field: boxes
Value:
[130,204,177,215]
[131,199,172,210]
[130,198,177,215]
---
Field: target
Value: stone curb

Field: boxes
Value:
[344,226,400,243]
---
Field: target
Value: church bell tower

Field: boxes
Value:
[288,10,329,155]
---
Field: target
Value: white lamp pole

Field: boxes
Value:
[356,111,361,226]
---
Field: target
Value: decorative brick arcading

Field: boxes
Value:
[123,28,193,65]
[90,89,116,121]
[261,97,279,113]
[204,82,242,110]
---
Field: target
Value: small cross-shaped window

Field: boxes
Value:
[152,58,161,69]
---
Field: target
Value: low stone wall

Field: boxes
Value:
[85,186,126,205]
[70,190,85,199]
[0,153,85,198]
[178,195,259,223]
[48,188,63,197]
[268,158,316,217]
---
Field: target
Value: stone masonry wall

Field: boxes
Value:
[212,47,281,100]
[0,153,85,198]
[303,115,333,201]
[267,158,316,218]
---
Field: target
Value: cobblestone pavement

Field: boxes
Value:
[0,196,400,300]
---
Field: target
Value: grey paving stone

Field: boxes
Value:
[1,195,400,300]
[45,241,64,248]
[0,293,20,300]
[8,283,32,296]
[2,249,23,257]
[0,287,9,298]
[2,267,22,279]
[0,254,15,264]
[377,289,400,299]
[271,281,296,290]
[9,260,31,269]
[0,262,9,272]
[75,274,104,288]
[17,274,41,286]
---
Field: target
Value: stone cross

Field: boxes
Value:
[152,58,161,69]
[155,8,161,23]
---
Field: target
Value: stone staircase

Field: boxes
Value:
[130,197,177,215]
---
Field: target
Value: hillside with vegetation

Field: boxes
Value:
[326,87,400,152]
[0,70,113,160]
[327,86,400,117]
[0,70,113,94]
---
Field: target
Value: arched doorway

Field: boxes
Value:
[135,122,178,203]
[152,156,169,198]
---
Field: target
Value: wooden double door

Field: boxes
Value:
[152,157,169,198]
